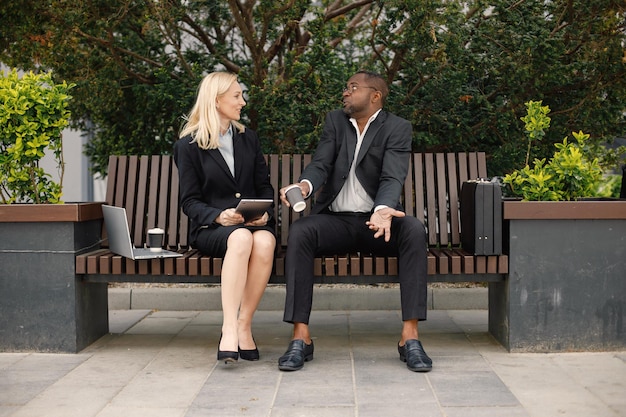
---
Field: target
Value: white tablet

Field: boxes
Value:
[235,199,273,222]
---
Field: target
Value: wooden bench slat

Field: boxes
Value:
[138,260,150,275]
[442,248,462,275]
[387,257,398,275]
[113,156,128,207]
[168,160,182,248]
[475,256,487,274]
[188,251,202,276]
[280,155,291,247]
[112,255,123,275]
[130,156,148,246]
[403,156,414,216]
[362,256,373,275]
[424,154,438,246]
[175,249,194,276]
[468,152,479,180]
[447,153,461,245]
[125,258,136,275]
[124,156,138,240]
[413,153,425,224]
[457,152,469,185]
[313,258,322,276]
[456,249,475,274]
[427,251,437,275]
[349,253,360,276]
[212,258,223,276]
[151,258,162,275]
[157,155,170,233]
[268,154,280,233]
[337,256,348,276]
[144,155,161,244]
[324,257,335,276]
[374,256,386,275]
[498,254,509,274]
[435,153,449,247]
[99,252,113,274]
[477,152,488,178]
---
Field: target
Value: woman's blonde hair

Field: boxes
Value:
[179,72,245,150]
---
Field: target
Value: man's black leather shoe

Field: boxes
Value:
[278,339,314,371]
[398,339,432,372]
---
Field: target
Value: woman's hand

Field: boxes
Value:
[216,208,245,226]
[244,211,269,226]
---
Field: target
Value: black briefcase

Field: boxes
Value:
[460,180,503,255]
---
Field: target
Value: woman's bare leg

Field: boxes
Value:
[219,229,253,352]
[238,230,275,349]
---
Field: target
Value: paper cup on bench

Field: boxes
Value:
[147,228,165,252]
[285,184,306,212]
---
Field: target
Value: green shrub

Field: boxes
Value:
[503,101,605,201]
[0,69,74,204]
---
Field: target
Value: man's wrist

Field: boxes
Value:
[301,179,313,198]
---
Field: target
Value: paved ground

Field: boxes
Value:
[1,309,624,417]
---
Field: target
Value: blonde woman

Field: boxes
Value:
[174,72,276,364]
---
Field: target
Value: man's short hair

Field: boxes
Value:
[356,70,389,103]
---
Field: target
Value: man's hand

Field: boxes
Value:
[279,182,309,208]
[366,207,406,242]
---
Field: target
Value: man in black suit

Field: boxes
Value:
[278,71,431,372]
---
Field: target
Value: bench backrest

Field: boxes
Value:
[104,152,487,250]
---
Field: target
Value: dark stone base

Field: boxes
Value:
[489,218,626,352]
[0,216,108,353]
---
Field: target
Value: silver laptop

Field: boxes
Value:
[102,205,183,260]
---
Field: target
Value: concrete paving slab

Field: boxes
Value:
[96,406,187,417]
[108,309,151,334]
[0,309,623,417]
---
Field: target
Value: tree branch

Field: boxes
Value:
[73,27,162,83]
[329,2,373,48]
[180,14,241,74]
[325,0,375,21]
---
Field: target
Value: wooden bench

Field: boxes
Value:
[76,152,508,284]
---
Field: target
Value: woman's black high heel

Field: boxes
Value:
[218,334,238,364]
[238,342,260,361]
[238,335,259,361]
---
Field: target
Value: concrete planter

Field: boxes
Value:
[490,200,626,352]
[0,202,107,352]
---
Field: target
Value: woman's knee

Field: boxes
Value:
[252,231,276,256]
[226,228,254,254]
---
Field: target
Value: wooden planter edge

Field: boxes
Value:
[0,202,104,222]
[503,200,626,220]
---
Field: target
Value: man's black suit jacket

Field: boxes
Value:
[302,109,412,214]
